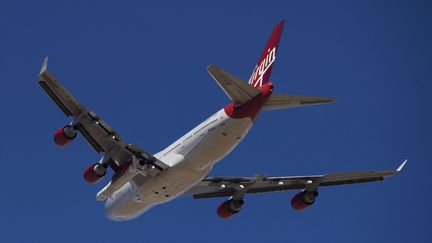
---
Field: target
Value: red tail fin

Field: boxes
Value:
[248,20,285,87]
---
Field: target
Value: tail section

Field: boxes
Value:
[248,20,285,88]
[208,20,335,111]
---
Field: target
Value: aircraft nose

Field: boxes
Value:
[105,201,129,221]
[104,196,152,221]
[105,199,120,221]
[105,211,129,221]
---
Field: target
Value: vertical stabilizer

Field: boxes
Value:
[248,20,285,87]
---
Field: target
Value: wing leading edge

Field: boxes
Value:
[185,160,407,199]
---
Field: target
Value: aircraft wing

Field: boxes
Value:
[38,57,169,172]
[185,160,407,199]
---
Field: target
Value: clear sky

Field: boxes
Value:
[0,0,431,242]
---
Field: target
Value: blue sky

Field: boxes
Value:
[0,0,431,242]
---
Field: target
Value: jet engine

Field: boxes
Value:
[53,125,77,146]
[83,163,107,183]
[290,191,318,211]
[216,199,244,219]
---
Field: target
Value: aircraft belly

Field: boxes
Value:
[105,116,252,220]
[184,117,252,170]
[106,162,211,221]
[136,162,211,203]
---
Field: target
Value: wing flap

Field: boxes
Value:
[75,122,104,152]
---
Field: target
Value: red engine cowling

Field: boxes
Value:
[290,191,318,211]
[216,199,244,219]
[83,163,106,184]
[53,125,77,147]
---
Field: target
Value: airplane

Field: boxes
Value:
[38,20,406,221]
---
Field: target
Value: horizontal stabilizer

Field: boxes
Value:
[263,94,335,110]
[207,64,261,106]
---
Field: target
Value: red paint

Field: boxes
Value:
[53,126,73,147]
[83,163,104,184]
[248,20,284,87]
[216,200,237,219]
[290,192,312,211]
[224,82,273,120]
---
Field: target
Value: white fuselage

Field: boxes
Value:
[105,108,253,221]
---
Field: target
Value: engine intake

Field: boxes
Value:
[290,191,318,211]
[83,163,106,184]
[54,125,77,147]
[216,199,244,219]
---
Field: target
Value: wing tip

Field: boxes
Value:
[318,97,336,104]
[39,56,48,76]
[397,159,408,172]
[207,64,219,73]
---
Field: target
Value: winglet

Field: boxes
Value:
[397,159,408,172]
[39,57,48,76]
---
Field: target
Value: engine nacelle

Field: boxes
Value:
[54,125,77,147]
[290,191,318,211]
[83,163,106,184]
[216,199,244,219]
